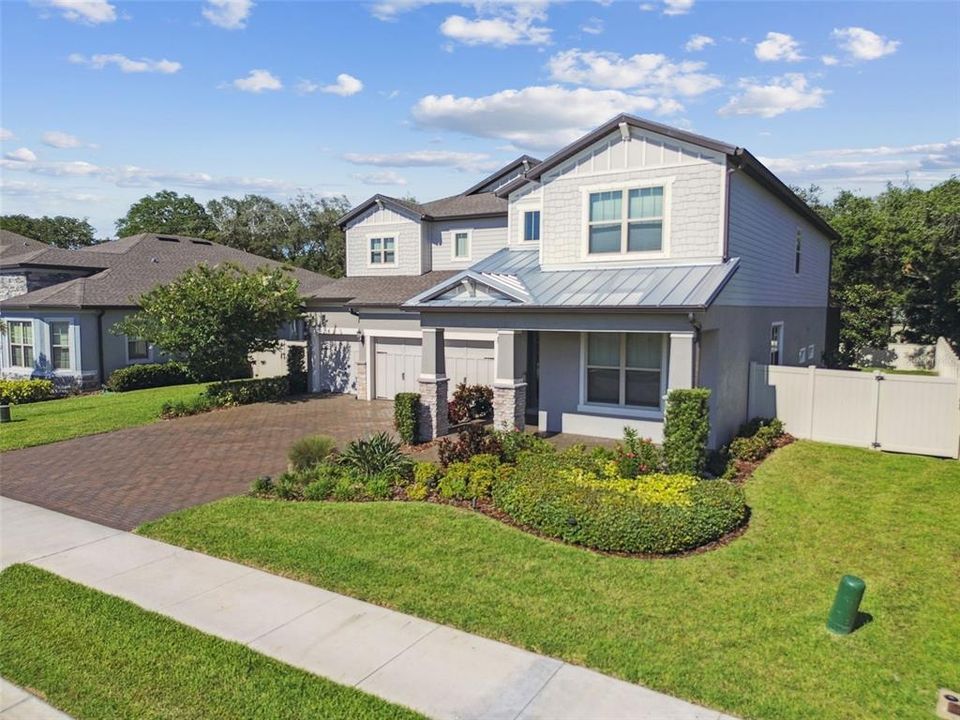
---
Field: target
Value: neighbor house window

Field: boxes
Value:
[585,333,664,409]
[523,210,540,241]
[7,320,34,368]
[453,231,470,259]
[369,236,396,265]
[795,228,802,274]
[770,322,783,365]
[49,321,71,370]
[127,336,150,361]
[587,186,664,255]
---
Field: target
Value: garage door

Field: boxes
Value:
[446,340,495,391]
[374,338,421,399]
[313,336,356,394]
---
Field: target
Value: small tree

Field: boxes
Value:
[662,388,711,476]
[114,263,302,383]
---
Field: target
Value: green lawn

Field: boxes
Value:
[140,442,960,720]
[0,565,423,720]
[0,383,206,451]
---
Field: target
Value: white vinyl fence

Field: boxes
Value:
[748,362,960,459]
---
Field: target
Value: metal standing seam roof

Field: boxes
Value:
[403,247,740,311]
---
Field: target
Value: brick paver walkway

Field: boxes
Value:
[0,395,394,530]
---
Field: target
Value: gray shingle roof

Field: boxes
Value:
[419,192,507,218]
[308,271,459,307]
[404,247,739,310]
[1,233,332,309]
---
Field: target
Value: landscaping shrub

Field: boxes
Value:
[447,383,493,425]
[615,427,662,478]
[438,463,470,500]
[438,425,502,466]
[160,395,217,418]
[249,475,273,496]
[364,473,394,500]
[288,435,337,471]
[393,392,420,445]
[662,388,711,476]
[274,471,305,501]
[332,476,365,502]
[726,418,787,465]
[438,454,501,501]
[406,462,439,501]
[492,451,746,555]
[339,432,411,478]
[105,362,191,392]
[206,376,290,406]
[491,428,553,463]
[286,345,307,394]
[0,378,55,405]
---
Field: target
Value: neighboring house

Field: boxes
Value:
[308,114,836,446]
[0,230,330,388]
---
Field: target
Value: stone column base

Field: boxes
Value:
[493,383,526,431]
[355,362,368,400]
[417,377,449,442]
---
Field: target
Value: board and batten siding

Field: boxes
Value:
[344,204,423,277]
[533,126,726,269]
[428,217,508,270]
[718,171,831,307]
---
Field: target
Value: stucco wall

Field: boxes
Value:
[427,216,508,270]
[344,204,423,277]
[0,309,100,387]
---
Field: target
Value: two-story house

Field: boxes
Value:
[308,114,836,446]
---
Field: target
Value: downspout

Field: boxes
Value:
[688,312,702,387]
[96,309,105,387]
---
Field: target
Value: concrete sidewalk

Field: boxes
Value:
[1,678,72,719]
[0,497,736,720]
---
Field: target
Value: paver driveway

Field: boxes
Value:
[0,395,394,530]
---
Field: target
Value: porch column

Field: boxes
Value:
[668,332,695,390]
[494,330,527,431]
[417,328,448,441]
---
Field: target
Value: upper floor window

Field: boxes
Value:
[453,231,471,259]
[7,320,34,368]
[587,186,663,255]
[794,229,802,274]
[523,211,540,241]
[369,236,396,265]
[50,321,71,371]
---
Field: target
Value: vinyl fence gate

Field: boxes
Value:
[747,362,960,459]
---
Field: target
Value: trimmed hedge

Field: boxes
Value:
[0,378,55,405]
[662,388,711,476]
[206,376,289,406]
[105,362,191,392]
[393,393,420,445]
[492,452,746,555]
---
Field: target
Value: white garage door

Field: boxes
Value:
[313,335,356,394]
[446,340,495,392]
[374,338,421,399]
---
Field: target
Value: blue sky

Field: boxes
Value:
[1,0,958,237]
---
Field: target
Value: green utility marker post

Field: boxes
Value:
[827,575,866,635]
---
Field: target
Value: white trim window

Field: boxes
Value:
[583,332,666,411]
[770,322,784,365]
[523,210,540,241]
[453,230,471,260]
[369,236,397,265]
[7,320,35,368]
[126,336,151,363]
[49,320,72,371]
[586,185,664,255]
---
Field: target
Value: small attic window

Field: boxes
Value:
[190,239,213,246]
[157,236,180,243]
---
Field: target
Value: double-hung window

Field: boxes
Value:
[369,236,396,265]
[49,321,71,370]
[523,210,540,241]
[7,320,34,368]
[453,231,470,259]
[127,336,150,362]
[585,333,664,410]
[587,186,664,255]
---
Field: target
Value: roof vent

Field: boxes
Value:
[157,236,180,242]
[190,239,213,246]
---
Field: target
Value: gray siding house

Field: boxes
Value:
[0,230,330,388]
[306,114,837,445]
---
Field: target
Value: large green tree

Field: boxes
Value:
[116,190,217,239]
[114,263,302,383]
[0,214,98,248]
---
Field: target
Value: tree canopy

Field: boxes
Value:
[115,190,218,239]
[114,263,302,383]
[0,214,98,248]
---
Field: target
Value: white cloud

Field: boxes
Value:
[41,131,84,148]
[684,34,714,52]
[5,147,38,163]
[440,3,552,47]
[580,17,604,35]
[754,32,805,62]
[33,0,116,24]
[231,69,282,93]
[663,0,693,16]
[0,179,104,203]
[0,128,13,141]
[202,0,253,29]
[547,49,721,97]
[353,171,408,186]
[831,27,900,61]
[69,53,182,74]
[821,55,838,66]
[369,0,438,21]
[718,74,826,118]
[412,85,683,150]
[343,150,497,173]
[322,73,364,96]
